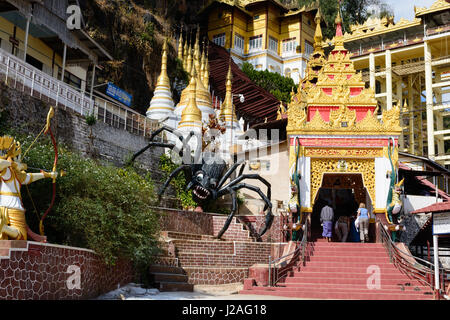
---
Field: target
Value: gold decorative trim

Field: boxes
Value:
[310,158,375,208]
[304,147,384,158]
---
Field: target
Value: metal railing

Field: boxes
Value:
[0,47,160,138]
[377,217,449,299]
[268,214,309,287]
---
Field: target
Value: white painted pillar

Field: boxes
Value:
[385,50,392,110]
[435,72,445,158]
[408,75,415,154]
[396,79,404,150]
[23,16,30,61]
[89,64,96,113]
[369,53,375,90]
[424,41,435,159]
[433,234,440,291]
[60,44,67,82]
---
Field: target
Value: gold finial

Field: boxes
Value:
[314,8,323,51]
[178,27,184,62]
[156,37,170,87]
[183,31,189,69]
[193,27,201,79]
[203,44,210,89]
[180,67,202,124]
[200,39,206,84]
[220,64,237,122]
[186,41,193,79]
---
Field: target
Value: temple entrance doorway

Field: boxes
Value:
[311,173,370,242]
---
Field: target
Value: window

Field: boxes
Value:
[269,36,278,53]
[305,40,313,57]
[26,54,43,71]
[253,15,260,20]
[58,67,82,89]
[249,34,262,52]
[282,38,297,56]
[213,33,226,47]
[234,34,244,52]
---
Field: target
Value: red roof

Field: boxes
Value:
[208,42,281,126]
[411,201,450,214]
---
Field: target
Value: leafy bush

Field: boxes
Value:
[242,62,295,104]
[159,153,197,209]
[6,131,161,267]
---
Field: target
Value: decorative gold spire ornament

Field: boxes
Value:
[178,27,184,62]
[220,64,238,123]
[178,68,202,128]
[193,27,201,77]
[183,32,189,69]
[203,44,210,90]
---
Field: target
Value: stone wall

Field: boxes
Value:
[0,240,134,300]
[158,207,284,242]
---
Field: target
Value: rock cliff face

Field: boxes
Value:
[79,0,206,114]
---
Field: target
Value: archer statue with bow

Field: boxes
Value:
[0,107,60,242]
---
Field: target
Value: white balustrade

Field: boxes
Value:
[0,48,159,137]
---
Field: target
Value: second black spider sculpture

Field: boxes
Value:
[128,126,273,239]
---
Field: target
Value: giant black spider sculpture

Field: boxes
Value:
[129,126,273,239]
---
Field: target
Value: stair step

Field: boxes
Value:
[239,289,434,300]
[265,285,432,295]
[158,281,194,292]
[304,256,390,263]
[152,272,188,283]
[274,282,429,292]
[296,266,401,273]
[298,261,394,268]
[309,252,388,258]
[149,265,186,275]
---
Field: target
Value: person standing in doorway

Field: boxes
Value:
[320,201,334,242]
[357,203,369,243]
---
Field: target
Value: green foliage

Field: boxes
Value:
[139,22,155,46]
[85,113,97,126]
[159,153,197,209]
[8,130,161,267]
[297,0,393,40]
[242,62,295,104]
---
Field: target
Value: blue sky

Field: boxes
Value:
[384,0,436,21]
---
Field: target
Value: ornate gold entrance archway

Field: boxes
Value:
[310,158,375,208]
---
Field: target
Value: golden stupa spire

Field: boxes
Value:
[200,40,206,84]
[220,64,237,123]
[178,27,184,62]
[313,8,323,52]
[186,36,193,79]
[203,44,210,90]
[334,0,345,50]
[156,37,170,88]
[193,26,201,78]
[183,31,189,69]
[179,67,202,126]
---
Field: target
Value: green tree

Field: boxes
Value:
[296,0,393,40]
[242,62,295,104]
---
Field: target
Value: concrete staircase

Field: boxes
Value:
[240,241,435,300]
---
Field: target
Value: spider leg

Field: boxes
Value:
[158,164,192,200]
[217,159,245,189]
[225,183,273,237]
[215,188,237,239]
[220,174,271,211]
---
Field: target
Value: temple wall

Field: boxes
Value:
[0,241,134,300]
[375,157,391,209]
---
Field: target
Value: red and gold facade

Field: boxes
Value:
[287,10,402,218]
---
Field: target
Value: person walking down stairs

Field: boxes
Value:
[356,203,369,243]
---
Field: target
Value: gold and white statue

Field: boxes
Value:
[0,136,58,240]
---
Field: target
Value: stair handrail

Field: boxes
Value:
[377,217,448,298]
[268,216,309,287]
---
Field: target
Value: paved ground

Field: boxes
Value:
[96,282,306,300]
